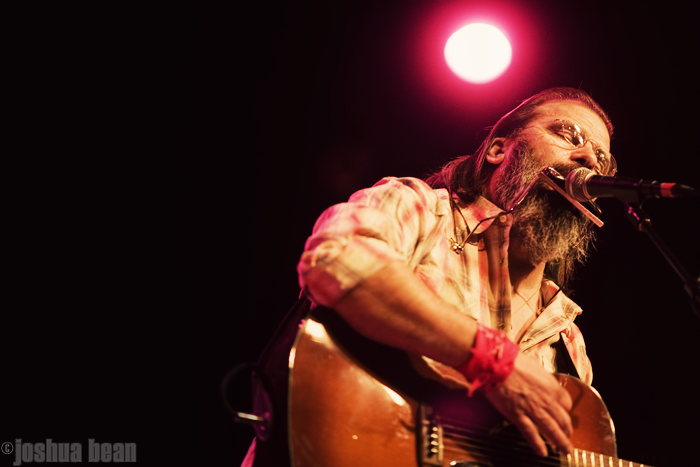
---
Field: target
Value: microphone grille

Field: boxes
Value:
[566,167,594,202]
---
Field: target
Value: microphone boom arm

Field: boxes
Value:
[624,201,700,319]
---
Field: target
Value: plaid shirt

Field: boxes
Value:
[298,176,593,384]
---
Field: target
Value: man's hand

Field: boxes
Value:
[483,353,574,457]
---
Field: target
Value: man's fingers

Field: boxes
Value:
[540,375,574,437]
[522,381,574,444]
[556,382,573,412]
[549,381,573,438]
[513,415,548,457]
[549,397,573,438]
[533,410,574,455]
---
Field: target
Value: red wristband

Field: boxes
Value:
[456,324,519,396]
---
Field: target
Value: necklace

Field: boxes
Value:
[448,194,472,254]
[446,189,508,255]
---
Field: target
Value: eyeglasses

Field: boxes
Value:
[524,118,617,176]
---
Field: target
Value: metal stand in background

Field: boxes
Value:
[624,201,700,320]
[552,165,700,320]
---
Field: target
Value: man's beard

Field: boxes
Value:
[490,141,596,268]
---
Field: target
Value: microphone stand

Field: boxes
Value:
[623,200,700,320]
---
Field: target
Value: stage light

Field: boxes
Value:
[444,23,512,84]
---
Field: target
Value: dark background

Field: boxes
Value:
[2,1,699,466]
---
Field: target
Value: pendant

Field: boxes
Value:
[449,239,463,254]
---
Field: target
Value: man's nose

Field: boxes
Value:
[570,142,599,170]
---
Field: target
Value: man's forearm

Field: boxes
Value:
[330,260,478,368]
[312,259,574,457]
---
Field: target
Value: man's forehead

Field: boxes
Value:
[533,101,610,147]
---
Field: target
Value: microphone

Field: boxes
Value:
[565,167,699,203]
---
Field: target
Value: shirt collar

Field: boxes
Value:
[455,195,507,234]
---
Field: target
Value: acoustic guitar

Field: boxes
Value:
[288,308,650,467]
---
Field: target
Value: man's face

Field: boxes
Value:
[488,100,612,208]
[513,100,611,178]
[487,101,610,267]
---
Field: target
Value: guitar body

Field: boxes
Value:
[288,307,620,467]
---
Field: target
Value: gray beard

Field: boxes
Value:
[491,142,596,267]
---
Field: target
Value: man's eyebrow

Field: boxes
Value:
[580,123,612,153]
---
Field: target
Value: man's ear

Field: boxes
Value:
[486,138,507,165]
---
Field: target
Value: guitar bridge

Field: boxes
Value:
[419,405,443,467]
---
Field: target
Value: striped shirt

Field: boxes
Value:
[298,176,593,384]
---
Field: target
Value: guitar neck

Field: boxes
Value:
[565,449,648,467]
[434,402,647,467]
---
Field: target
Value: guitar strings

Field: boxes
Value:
[440,424,561,467]
[441,435,612,467]
[442,434,626,467]
[442,430,599,467]
[441,443,623,467]
[440,417,535,447]
[442,435,622,467]
[441,414,633,467]
[441,445,557,467]
[440,434,552,466]
[438,417,618,467]
[441,433,560,467]
[440,414,553,449]
[439,416,631,467]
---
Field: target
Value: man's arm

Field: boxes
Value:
[331,260,574,457]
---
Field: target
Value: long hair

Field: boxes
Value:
[425,87,613,202]
[425,87,613,289]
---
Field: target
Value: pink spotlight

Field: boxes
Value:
[444,23,512,84]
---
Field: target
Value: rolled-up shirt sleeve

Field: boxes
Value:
[298,177,438,307]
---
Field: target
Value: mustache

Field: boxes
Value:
[548,163,583,178]
[504,162,583,214]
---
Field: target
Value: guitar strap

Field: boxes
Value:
[249,295,312,467]
[553,332,581,380]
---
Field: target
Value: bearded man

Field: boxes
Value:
[242,87,616,466]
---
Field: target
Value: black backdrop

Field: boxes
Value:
[2,1,699,466]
